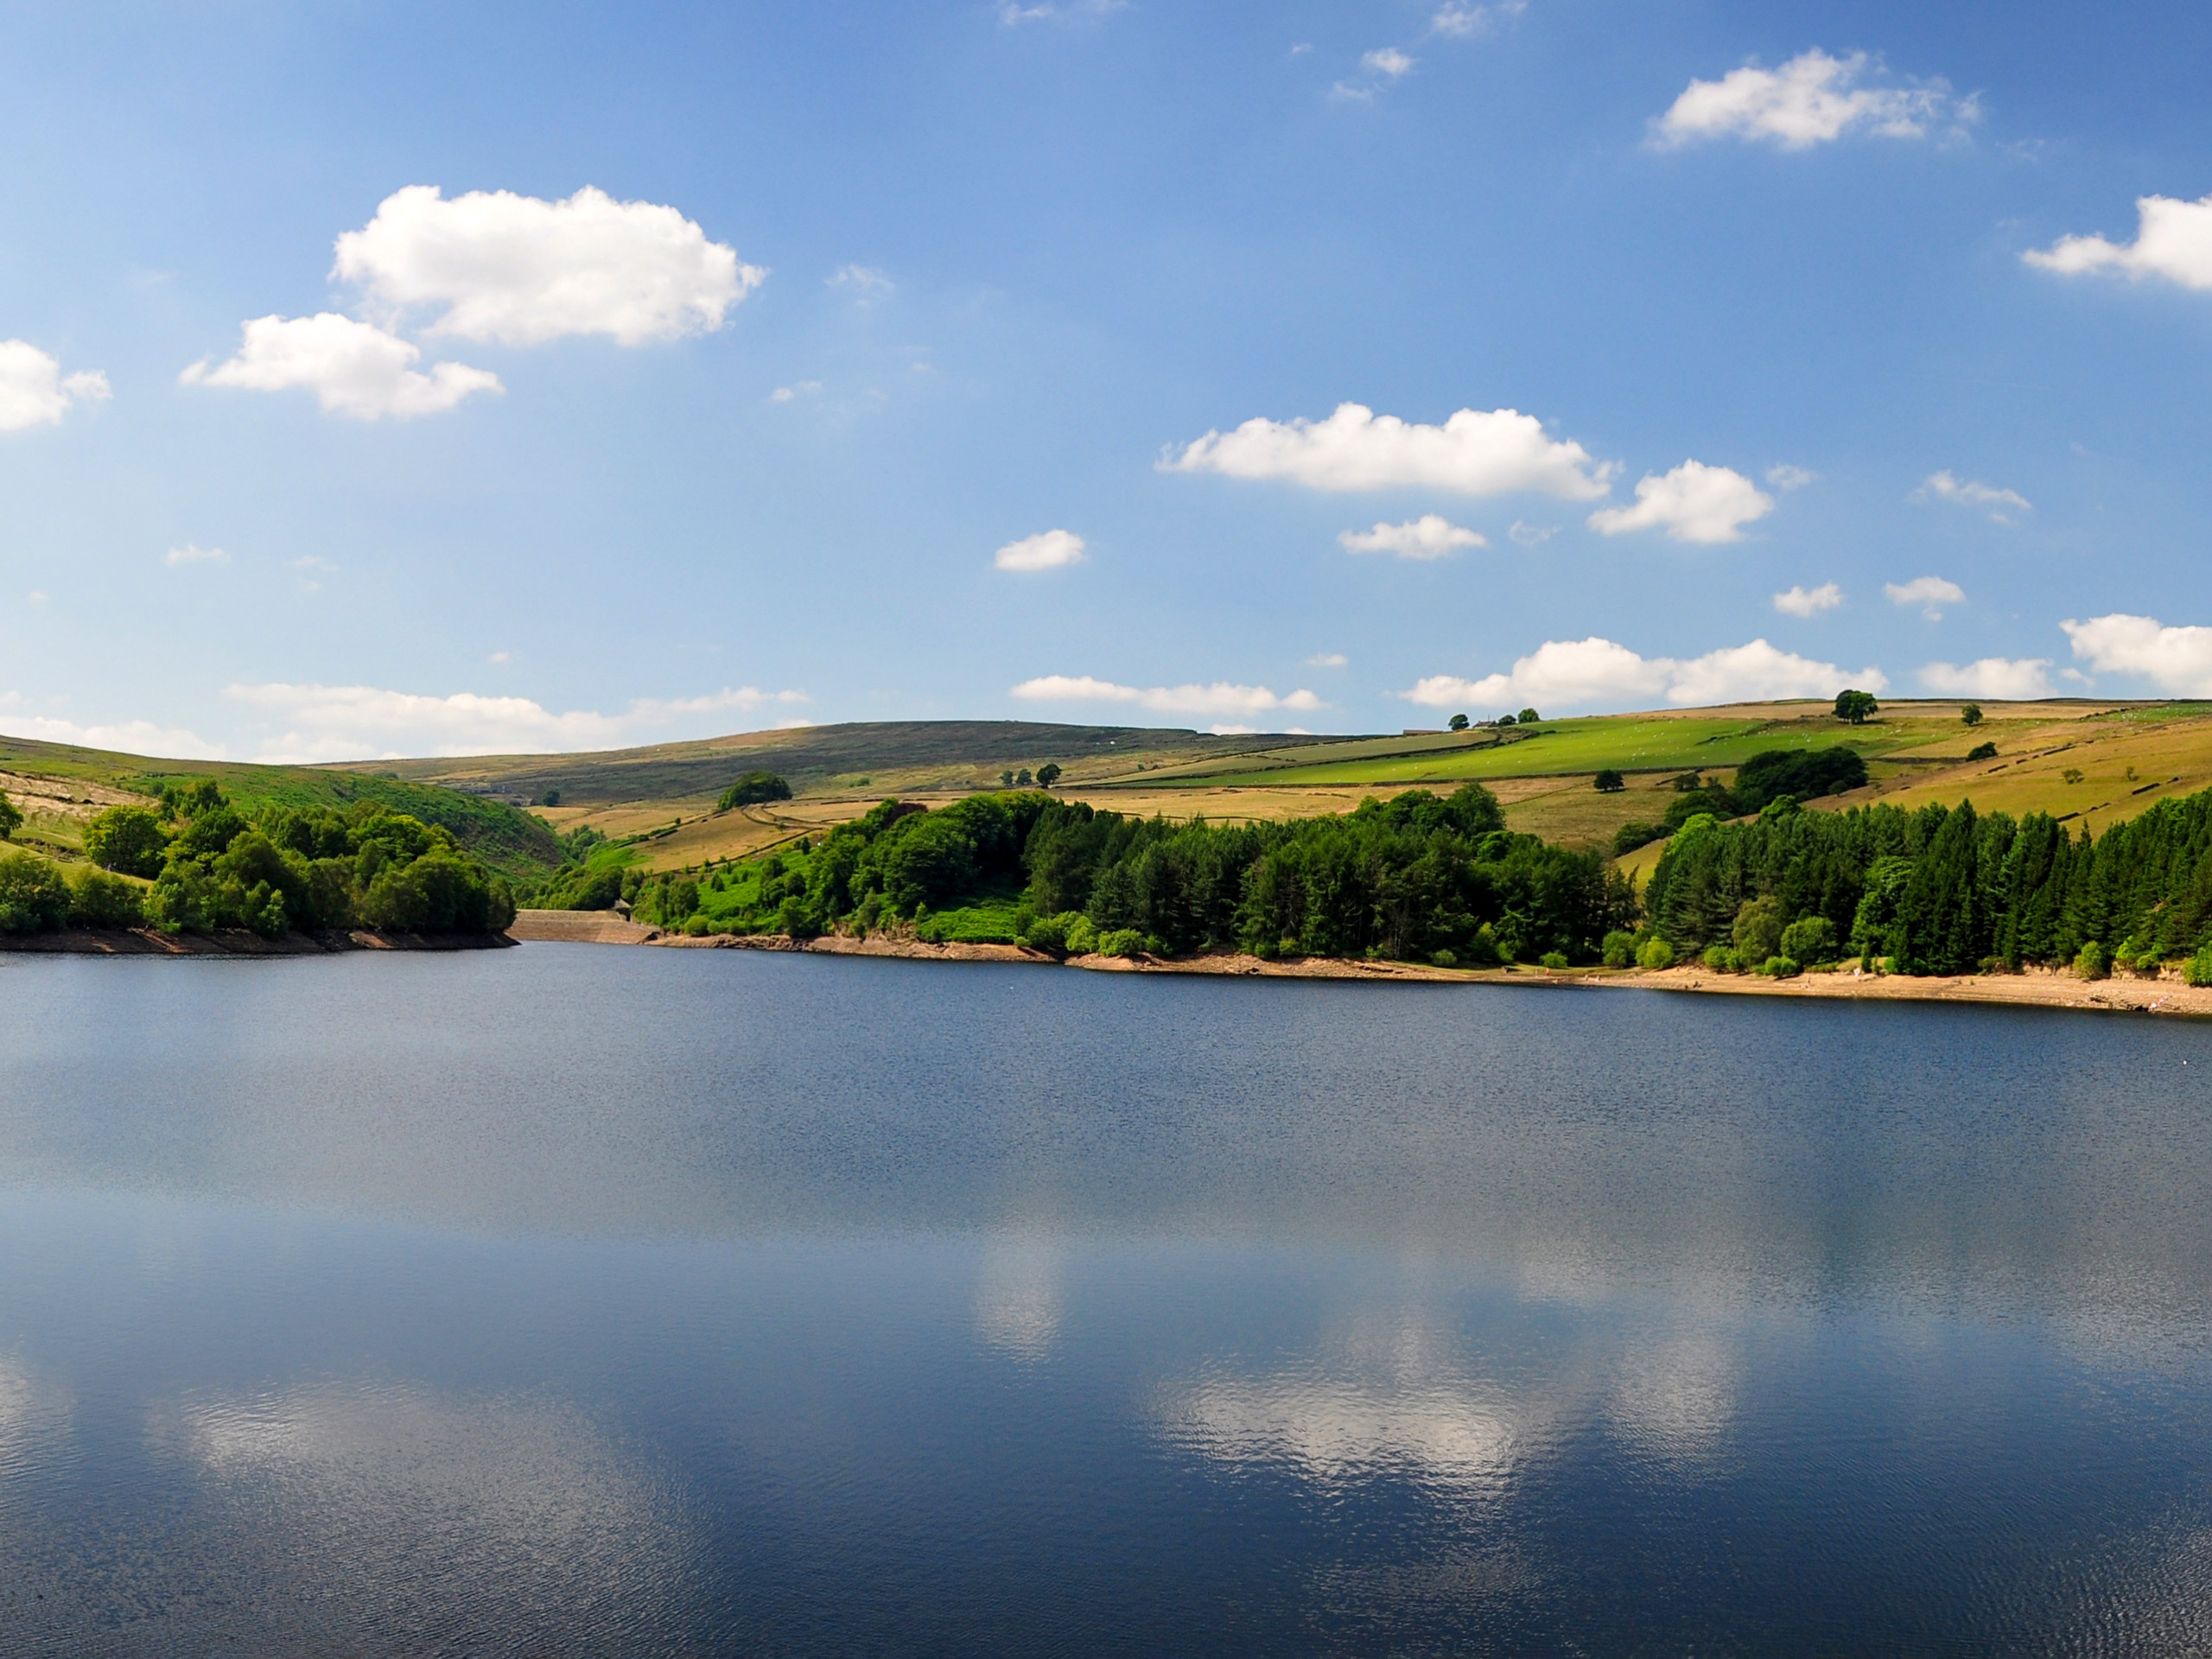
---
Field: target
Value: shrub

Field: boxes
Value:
[67,868,145,929]
[1064,915,1099,956]
[1612,822,1667,857]
[1637,937,1675,970]
[1023,912,1071,954]
[1601,929,1637,967]
[1779,914,1838,965]
[1430,948,1457,968]
[0,852,70,933]
[2074,940,2111,981]
[1756,956,1801,979]
[1098,927,1145,958]
[84,805,168,877]
[1540,950,1569,970]
[2185,945,2212,988]
[1465,924,1503,967]
[1702,943,1735,972]
[1967,741,1997,761]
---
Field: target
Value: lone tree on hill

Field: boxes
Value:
[1036,762,1062,787]
[1594,769,1626,792]
[1834,689,1879,725]
[1448,714,1470,732]
[1961,703,1983,727]
[1517,707,1541,725]
[717,771,793,812]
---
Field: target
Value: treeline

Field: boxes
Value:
[633,785,1636,965]
[0,780,516,938]
[1643,785,2212,976]
[1614,746,1870,855]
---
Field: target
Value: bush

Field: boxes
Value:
[1612,822,1667,857]
[1064,915,1099,956]
[1702,943,1736,972]
[1023,912,1072,954]
[1429,948,1457,968]
[1600,929,1637,967]
[2074,940,2111,981]
[1637,937,1675,970]
[1593,769,1625,792]
[1540,950,1569,970]
[1097,927,1145,958]
[1465,924,1503,967]
[1779,914,1838,965]
[0,852,70,933]
[717,771,793,811]
[84,805,168,877]
[2185,945,2212,988]
[67,868,145,928]
[1967,741,1998,761]
[1756,956,1801,979]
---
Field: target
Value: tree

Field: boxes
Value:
[1016,768,1033,786]
[0,789,18,841]
[1036,762,1062,787]
[717,771,793,811]
[84,805,168,877]
[1967,741,1997,761]
[1834,689,1879,724]
[1732,894,1785,964]
[1594,768,1625,792]
[1517,708,1541,725]
[1000,770,1015,788]
[1448,714,1470,732]
[1497,714,1516,727]
[1961,703,1983,727]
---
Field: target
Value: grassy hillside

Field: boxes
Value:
[0,734,561,881]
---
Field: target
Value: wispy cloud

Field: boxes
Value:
[1652,49,1974,150]
[1911,469,2030,523]
[1011,674,1322,720]
[1772,582,1842,617]
[1885,575,1965,619]
[165,543,229,567]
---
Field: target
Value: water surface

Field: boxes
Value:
[1,946,2209,1653]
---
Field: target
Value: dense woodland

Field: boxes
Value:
[0,780,515,938]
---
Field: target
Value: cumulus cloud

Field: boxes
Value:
[1885,575,1965,618]
[1918,658,2056,699]
[1306,652,1348,668]
[1338,514,1485,558]
[1402,636,1885,713]
[1773,582,1842,617]
[995,528,1086,571]
[1010,675,1322,720]
[1765,463,1816,491]
[2062,613,2212,696]
[1653,48,1971,149]
[1912,469,2031,522]
[181,314,501,420]
[2025,194,2212,291]
[1165,403,1608,499]
[224,681,807,762]
[1363,48,1414,76]
[165,543,229,567]
[0,340,109,433]
[332,185,762,347]
[1586,460,1773,543]
[0,696,223,760]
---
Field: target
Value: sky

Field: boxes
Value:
[5,1,2212,760]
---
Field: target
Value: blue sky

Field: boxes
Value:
[5,1,2212,760]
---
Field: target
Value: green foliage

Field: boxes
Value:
[1496,714,1516,728]
[1637,937,1675,970]
[1539,950,1569,970]
[1098,927,1146,958]
[67,868,146,928]
[2074,940,2110,981]
[1967,741,1998,761]
[1834,689,1880,724]
[1779,913,1838,964]
[0,852,70,932]
[1064,914,1099,955]
[1756,956,1801,978]
[717,771,793,811]
[1612,822,1667,857]
[1601,928,1637,967]
[1593,768,1625,792]
[84,805,168,877]
[1961,703,1984,727]
[1732,894,1785,963]
[1036,763,1062,787]
[1702,943,1737,972]
[2185,944,2212,988]
[1733,747,1868,811]
[1663,785,1739,830]
[1448,714,1470,732]
[1517,708,1541,725]
[0,790,20,841]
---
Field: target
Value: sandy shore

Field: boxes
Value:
[508,911,2212,1013]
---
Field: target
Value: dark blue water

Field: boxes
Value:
[2,947,2210,1654]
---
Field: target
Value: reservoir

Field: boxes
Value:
[2,944,2209,1653]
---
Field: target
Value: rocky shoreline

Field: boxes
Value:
[0,928,517,957]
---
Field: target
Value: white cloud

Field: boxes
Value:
[224,682,808,763]
[1338,514,1485,558]
[1773,582,1842,617]
[828,264,893,304]
[1432,2,1523,38]
[0,696,223,760]
[770,379,823,403]
[181,314,501,420]
[0,340,109,433]
[1885,575,1965,619]
[1911,469,2031,522]
[165,543,228,567]
[2062,613,2212,696]
[1586,460,1772,543]
[1165,403,1609,499]
[1010,675,1322,720]
[1363,48,1415,77]
[1653,49,1970,149]
[1306,652,1348,668]
[1402,636,1885,713]
[997,0,1122,22]
[995,528,1087,571]
[1765,463,1816,491]
[332,185,762,347]
[2025,194,2212,291]
[1917,658,2056,698]
[1508,519,1558,548]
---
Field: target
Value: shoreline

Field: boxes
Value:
[507,911,2209,1012]
[0,927,517,957]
